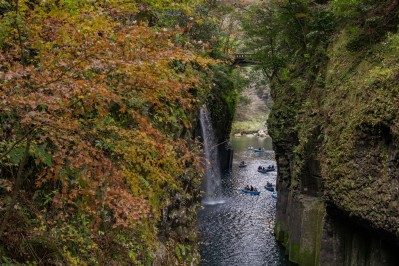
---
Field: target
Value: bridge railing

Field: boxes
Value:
[234,53,253,59]
[232,53,257,65]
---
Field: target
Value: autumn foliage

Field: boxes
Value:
[0,0,215,264]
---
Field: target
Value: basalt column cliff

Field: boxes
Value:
[243,1,399,265]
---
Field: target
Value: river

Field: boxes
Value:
[199,135,288,266]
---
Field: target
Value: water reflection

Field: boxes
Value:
[230,135,274,152]
[202,199,226,206]
[199,136,288,266]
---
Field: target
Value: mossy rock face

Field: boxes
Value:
[289,244,316,266]
[207,64,241,143]
[271,24,399,237]
[274,190,325,265]
[270,29,399,266]
[319,207,399,266]
[268,80,299,146]
[264,2,399,266]
[274,221,289,250]
[320,28,399,237]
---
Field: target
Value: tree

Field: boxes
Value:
[0,0,214,264]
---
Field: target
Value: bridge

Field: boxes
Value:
[232,53,258,66]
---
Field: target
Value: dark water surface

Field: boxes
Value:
[199,136,288,266]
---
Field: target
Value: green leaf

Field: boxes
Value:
[9,146,25,164]
[139,176,150,188]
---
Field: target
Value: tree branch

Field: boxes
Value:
[0,126,36,161]
[15,0,26,68]
[0,136,32,238]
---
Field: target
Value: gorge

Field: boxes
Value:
[1,0,399,265]
[201,0,399,265]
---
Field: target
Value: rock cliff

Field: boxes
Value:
[269,7,399,266]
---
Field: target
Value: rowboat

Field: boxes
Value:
[241,189,260,195]
[239,163,248,168]
[264,185,274,192]
[257,168,274,174]
[271,191,277,199]
[253,149,265,152]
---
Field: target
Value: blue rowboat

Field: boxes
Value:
[271,191,277,199]
[254,149,265,152]
[239,163,248,168]
[241,189,260,195]
[258,168,274,174]
[264,186,274,192]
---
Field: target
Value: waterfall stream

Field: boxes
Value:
[199,107,225,205]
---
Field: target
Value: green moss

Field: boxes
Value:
[275,195,325,265]
[286,240,318,265]
[299,248,316,266]
[320,27,399,234]
[207,64,246,142]
[289,243,301,264]
[274,222,289,248]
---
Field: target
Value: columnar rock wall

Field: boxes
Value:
[269,27,399,266]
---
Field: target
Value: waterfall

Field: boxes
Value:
[199,106,225,205]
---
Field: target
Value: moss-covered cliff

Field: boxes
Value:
[244,0,399,265]
[321,26,399,236]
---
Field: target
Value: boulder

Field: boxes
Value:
[258,129,267,137]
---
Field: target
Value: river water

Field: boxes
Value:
[199,135,288,266]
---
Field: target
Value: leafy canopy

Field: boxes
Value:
[0,0,216,264]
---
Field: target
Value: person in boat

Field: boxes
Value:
[250,185,254,191]
[258,166,261,170]
[245,185,250,190]
[266,182,272,187]
[240,161,245,165]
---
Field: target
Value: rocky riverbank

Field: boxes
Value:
[232,69,272,136]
